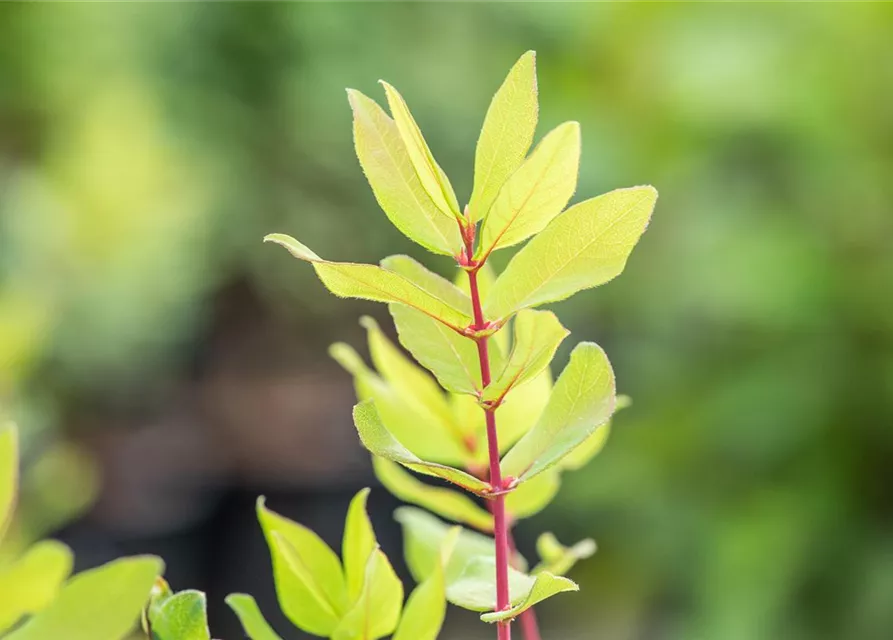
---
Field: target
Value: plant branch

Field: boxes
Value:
[465,226,512,640]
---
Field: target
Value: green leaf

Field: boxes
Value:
[504,470,560,521]
[148,590,210,640]
[6,556,163,640]
[482,310,568,405]
[559,394,629,471]
[342,488,376,602]
[501,342,616,482]
[352,401,491,495]
[331,343,468,464]
[480,571,578,623]
[389,303,483,396]
[0,423,18,544]
[361,314,454,424]
[446,556,535,612]
[331,548,403,640]
[256,498,347,636]
[391,565,446,640]
[380,81,461,220]
[395,508,528,597]
[264,234,471,331]
[347,89,461,255]
[0,540,73,634]
[495,369,552,453]
[468,51,539,224]
[380,255,473,315]
[478,122,580,257]
[226,594,283,640]
[484,186,658,320]
[373,457,493,532]
[397,508,500,583]
[533,533,596,576]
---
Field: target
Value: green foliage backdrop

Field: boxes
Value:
[1,3,892,639]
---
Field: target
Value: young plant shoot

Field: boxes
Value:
[262,51,657,640]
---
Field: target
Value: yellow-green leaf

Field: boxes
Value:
[478,122,580,257]
[480,571,578,623]
[373,457,493,532]
[0,540,73,634]
[380,255,472,315]
[256,498,347,636]
[482,310,568,405]
[225,594,283,640]
[265,234,471,331]
[416,515,534,614]
[6,556,163,640]
[391,561,446,640]
[501,342,615,482]
[331,549,403,640]
[485,186,658,320]
[342,488,376,602]
[532,533,596,577]
[331,343,468,464]
[148,589,210,640]
[380,81,461,220]
[0,423,17,544]
[352,401,491,496]
[469,51,539,224]
[348,89,461,255]
[559,394,629,471]
[504,471,560,521]
[446,556,536,612]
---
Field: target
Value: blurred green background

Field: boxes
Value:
[2,3,893,639]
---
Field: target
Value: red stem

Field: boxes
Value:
[467,264,512,640]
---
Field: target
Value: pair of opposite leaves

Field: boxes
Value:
[265,49,657,332]
[0,425,163,640]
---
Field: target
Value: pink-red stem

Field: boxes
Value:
[467,265,512,640]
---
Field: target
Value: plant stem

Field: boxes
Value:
[505,529,543,640]
[467,266,512,640]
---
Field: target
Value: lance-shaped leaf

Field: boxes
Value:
[485,186,658,320]
[6,556,163,640]
[0,540,73,634]
[348,89,461,255]
[504,470,560,521]
[226,594,283,640]
[331,343,467,464]
[478,122,580,258]
[342,488,376,602]
[373,457,493,532]
[265,234,471,331]
[147,589,211,640]
[532,533,596,577]
[256,498,347,636]
[381,255,488,396]
[480,572,578,623]
[468,50,539,224]
[483,309,568,405]
[361,315,453,425]
[501,342,616,483]
[0,423,17,543]
[380,81,461,220]
[559,394,629,471]
[352,400,492,495]
[393,526,459,640]
[459,368,552,465]
[331,548,403,640]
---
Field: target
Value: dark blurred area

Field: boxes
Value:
[1,3,892,639]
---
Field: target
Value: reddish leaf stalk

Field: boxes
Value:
[465,226,512,640]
